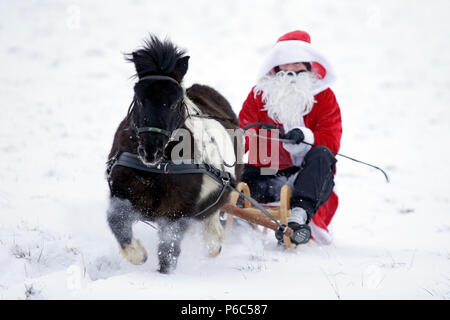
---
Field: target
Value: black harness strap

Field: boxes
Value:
[138,75,181,86]
[107,152,285,229]
[136,127,172,137]
[109,152,230,183]
[107,152,231,217]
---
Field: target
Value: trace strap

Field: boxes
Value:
[227,184,285,231]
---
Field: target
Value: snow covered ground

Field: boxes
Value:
[1,0,449,299]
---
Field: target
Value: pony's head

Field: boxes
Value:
[126,35,190,165]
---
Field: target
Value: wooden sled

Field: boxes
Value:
[221,182,293,248]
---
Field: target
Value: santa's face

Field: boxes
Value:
[279,62,309,73]
[254,70,317,128]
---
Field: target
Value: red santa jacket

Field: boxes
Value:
[239,87,342,169]
[239,86,342,236]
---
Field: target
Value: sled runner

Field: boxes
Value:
[222,182,294,249]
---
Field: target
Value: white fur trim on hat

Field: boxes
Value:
[257,40,336,95]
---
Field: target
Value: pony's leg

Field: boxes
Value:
[157,218,190,274]
[203,210,224,257]
[107,197,148,265]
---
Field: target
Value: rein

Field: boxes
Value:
[243,122,390,183]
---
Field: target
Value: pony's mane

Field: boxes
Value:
[126,35,187,78]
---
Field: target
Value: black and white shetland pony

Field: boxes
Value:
[106,36,242,273]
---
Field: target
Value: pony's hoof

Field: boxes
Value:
[120,238,148,265]
[207,242,222,258]
[203,211,225,258]
[158,259,177,274]
[158,265,172,274]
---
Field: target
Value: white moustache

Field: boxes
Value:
[255,71,317,127]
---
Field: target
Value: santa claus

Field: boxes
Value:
[239,30,342,245]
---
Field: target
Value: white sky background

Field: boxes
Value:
[0,0,449,299]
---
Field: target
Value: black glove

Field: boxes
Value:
[281,128,304,144]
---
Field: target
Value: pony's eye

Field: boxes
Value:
[170,103,178,110]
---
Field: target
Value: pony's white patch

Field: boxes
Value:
[199,175,220,202]
[202,210,224,257]
[120,238,148,265]
[183,95,236,202]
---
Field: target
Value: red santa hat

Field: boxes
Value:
[257,30,336,95]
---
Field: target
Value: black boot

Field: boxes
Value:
[275,207,311,245]
[288,222,311,245]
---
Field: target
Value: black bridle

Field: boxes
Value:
[136,126,172,137]
[133,75,185,138]
[132,74,235,138]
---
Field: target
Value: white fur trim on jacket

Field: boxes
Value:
[282,126,314,167]
[257,40,336,95]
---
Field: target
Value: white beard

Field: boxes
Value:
[254,71,317,127]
